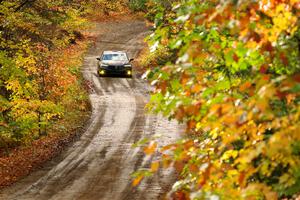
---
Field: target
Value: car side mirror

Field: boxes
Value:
[96,57,101,61]
[129,58,134,62]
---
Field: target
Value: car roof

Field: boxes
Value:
[102,51,127,54]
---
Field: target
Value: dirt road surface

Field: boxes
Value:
[0,19,181,200]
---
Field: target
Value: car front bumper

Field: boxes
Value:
[98,67,132,77]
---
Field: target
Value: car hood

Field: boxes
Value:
[101,60,129,66]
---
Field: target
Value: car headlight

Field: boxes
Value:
[124,64,132,67]
[100,64,109,67]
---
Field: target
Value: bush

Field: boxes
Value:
[136,0,300,199]
[140,46,174,69]
[129,0,148,11]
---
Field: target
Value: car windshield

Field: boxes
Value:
[102,53,128,61]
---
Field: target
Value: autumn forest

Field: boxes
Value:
[1,0,300,200]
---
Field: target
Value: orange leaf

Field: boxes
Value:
[183,140,194,150]
[286,94,296,105]
[238,172,246,188]
[181,73,189,85]
[132,175,143,187]
[175,106,185,121]
[144,142,157,155]
[239,81,252,92]
[191,84,202,93]
[222,115,236,125]
[189,164,198,173]
[187,120,196,130]
[174,161,185,172]
[161,144,176,152]
[185,105,199,116]
[173,191,189,200]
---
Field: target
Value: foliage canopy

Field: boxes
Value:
[0,0,126,149]
[140,0,300,199]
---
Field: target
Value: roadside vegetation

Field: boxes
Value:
[134,0,300,199]
[0,0,129,186]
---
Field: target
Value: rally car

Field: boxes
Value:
[97,51,133,78]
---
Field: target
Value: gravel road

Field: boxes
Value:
[0,19,181,200]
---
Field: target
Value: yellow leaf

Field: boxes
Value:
[150,161,160,172]
[227,169,238,178]
[162,155,172,168]
[221,150,239,161]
